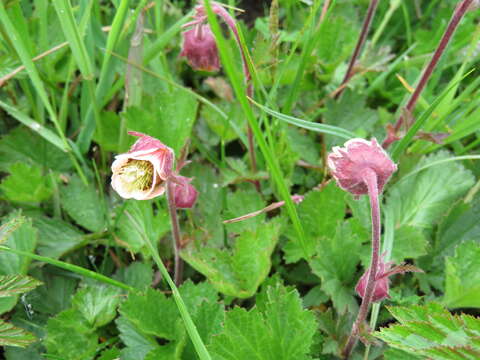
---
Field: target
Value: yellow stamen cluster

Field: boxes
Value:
[118,159,155,192]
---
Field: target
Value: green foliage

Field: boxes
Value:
[117,281,223,360]
[0,319,36,348]
[182,220,281,298]
[0,162,53,203]
[60,174,107,232]
[444,241,480,309]
[209,282,318,360]
[375,303,480,359]
[0,275,42,298]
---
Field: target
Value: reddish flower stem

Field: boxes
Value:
[342,167,380,359]
[382,0,474,148]
[212,3,259,190]
[166,179,183,286]
[335,0,380,99]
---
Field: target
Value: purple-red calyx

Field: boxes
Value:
[173,175,199,209]
[111,132,198,208]
[356,254,423,302]
[327,138,397,196]
[180,24,220,72]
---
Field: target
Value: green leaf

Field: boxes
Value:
[309,219,361,314]
[32,216,84,258]
[375,303,480,359]
[444,241,480,309]
[0,126,71,172]
[390,225,428,263]
[120,288,181,340]
[93,111,122,152]
[0,319,36,348]
[209,282,317,360]
[60,174,106,232]
[115,200,170,255]
[72,284,122,329]
[123,91,198,153]
[0,275,42,298]
[284,183,346,262]
[116,317,157,360]
[114,261,153,291]
[386,151,475,230]
[223,187,266,233]
[0,213,37,314]
[0,162,53,203]
[182,220,281,298]
[45,308,98,360]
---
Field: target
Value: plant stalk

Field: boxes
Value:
[383,0,474,148]
[336,0,380,99]
[342,168,381,359]
[166,179,183,286]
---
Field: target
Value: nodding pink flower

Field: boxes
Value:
[172,175,198,209]
[180,24,220,72]
[111,132,174,200]
[356,254,422,302]
[327,138,397,196]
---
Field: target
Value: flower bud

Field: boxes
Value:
[111,132,174,200]
[327,138,397,196]
[172,175,198,209]
[355,255,422,302]
[180,24,220,72]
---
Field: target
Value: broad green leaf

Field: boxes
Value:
[0,275,42,298]
[114,261,153,291]
[93,111,122,152]
[375,303,480,359]
[0,213,37,314]
[309,219,361,314]
[223,187,266,233]
[0,319,36,348]
[284,183,346,262]
[120,288,181,340]
[45,308,98,360]
[0,162,53,203]
[324,90,378,147]
[115,200,170,255]
[209,282,317,360]
[435,196,480,259]
[123,91,198,153]
[444,241,480,309]
[60,174,107,232]
[98,348,121,360]
[116,317,157,360]
[182,220,281,298]
[72,284,122,329]
[32,216,84,259]
[0,126,71,172]
[386,151,475,230]
[390,225,428,263]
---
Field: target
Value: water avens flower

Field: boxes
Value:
[111,131,173,200]
[356,255,422,303]
[328,138,397,197]
[173,175,198,209]
[328,137,397,358]
[180,24,220,72]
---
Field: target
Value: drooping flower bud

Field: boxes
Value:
[327,138,397,196]
[111,132,174,200]
[172,175,198,209]
[355,255,422,302]
[180,24,220,72]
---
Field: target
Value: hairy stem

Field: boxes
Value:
[336,0,380,99]
[166,179,183,286]
[342,168,381,359]
[382,0,474,148]
[213,3,259,189]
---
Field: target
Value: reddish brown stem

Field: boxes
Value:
[166,180,183,286]
[342,168,380,359]
[382,0,474,148]
[336,0,380,99]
